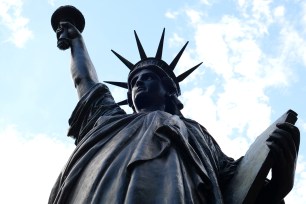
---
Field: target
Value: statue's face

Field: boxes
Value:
[130,69,167,112]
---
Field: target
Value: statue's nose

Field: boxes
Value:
[135,77,145,86]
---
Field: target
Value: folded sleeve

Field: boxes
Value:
[67,83,126,144]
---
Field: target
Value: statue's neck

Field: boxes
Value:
[136,104,166,113]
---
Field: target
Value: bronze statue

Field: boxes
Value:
[49,5,300,204]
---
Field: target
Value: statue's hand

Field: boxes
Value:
[55,21,82,50]
[266,122,300,201]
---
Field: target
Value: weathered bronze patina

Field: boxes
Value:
[49,5,300,204]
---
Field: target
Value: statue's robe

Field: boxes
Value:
[48,83,240,204]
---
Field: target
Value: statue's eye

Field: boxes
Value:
[131,77,137,87]
[146,76,153,80]
[144,73,157,81]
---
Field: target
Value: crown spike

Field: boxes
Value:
[104,81,128,89]
[111,50,134,70]
[169,41,189,70]
[177,62,202,82]
[117,99,129,106]
[155,28,165,59]
[134,30,147,60]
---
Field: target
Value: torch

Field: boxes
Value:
[51,5,85,50]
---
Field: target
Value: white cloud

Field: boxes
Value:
[235,0,273,35]
[278,25,306,68]
[167,33,202,83]
[165,11,179,19]
[193,23,232,79]
[176,0,306,202]
[199,0,211,5]
[181,88,246,158]
[273,5,285,18]
[0,124,74,204]
[168,32,185,47]
[251,0,273,21]
[47,0,70,7]
[47,0,56,6]
[180,79,272,158]
[301,120,306,132]
[177,5,300,154]
[0,0,33,47]
[185,9,202,25]
[302,2,306,33]
[181,86,218,131]
[285,156,306,203]
[237,0,246,8]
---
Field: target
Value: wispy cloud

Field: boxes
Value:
[199,0,211,5]
[47,0,70,6]
[165,10,179,19]
[286,156,306,203]
[0,0,33,47]
[169,0,306,201]
[47,0,56,6]
[185,9,202,25]
[0,124,74,203]
[175,0,303,144]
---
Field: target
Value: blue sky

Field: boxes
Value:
[0,0,305,203]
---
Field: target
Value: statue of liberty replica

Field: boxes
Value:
[49,5,300,204]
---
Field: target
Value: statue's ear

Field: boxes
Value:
[171,94,184,110]
[165,93,184,116]
[127,92,132,107]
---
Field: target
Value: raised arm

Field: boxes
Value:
[56,21,99,99]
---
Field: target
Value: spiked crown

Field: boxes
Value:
[105,29,202,106]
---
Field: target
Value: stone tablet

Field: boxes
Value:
[224,109,298,204]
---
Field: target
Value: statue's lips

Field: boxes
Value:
[135,86,146,92]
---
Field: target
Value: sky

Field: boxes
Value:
[0,0,305,203]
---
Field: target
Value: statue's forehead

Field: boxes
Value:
[132,67,160,77]
[129,65,164,80]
